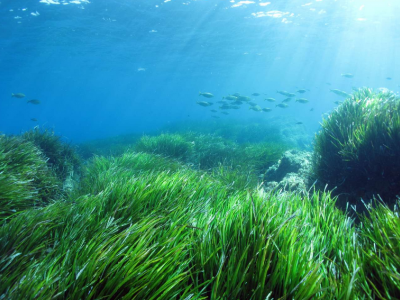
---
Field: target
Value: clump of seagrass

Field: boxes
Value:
[0,135,59,220]
[360,200,400,298]
[312,87,400,208]
[23,127,81,182]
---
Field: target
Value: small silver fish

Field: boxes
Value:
[295,98,309,103]
[223,95,237,100]
[27,99,40,105]
[330,89,350,98]
[12,93,25,98]
[249,106,262,111]
[236,96,251,102]
[276,103,288,108]
[197,101,213,107]
[277,91,296,97]
[199,92,214,98]
[341,73,354,78]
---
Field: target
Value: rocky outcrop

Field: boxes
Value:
[264,149,312,193]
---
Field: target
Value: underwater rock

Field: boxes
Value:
[63,171,79,193]
[264,149,312,193]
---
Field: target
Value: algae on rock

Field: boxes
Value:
[264,149,312,193]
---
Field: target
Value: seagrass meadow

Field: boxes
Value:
[1,110,400,299]
[3,0,400,297]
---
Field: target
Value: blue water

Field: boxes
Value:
[1,0,399,142]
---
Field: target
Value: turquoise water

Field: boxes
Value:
[1,0,399,142]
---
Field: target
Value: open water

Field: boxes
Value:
[1,0,400,142]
